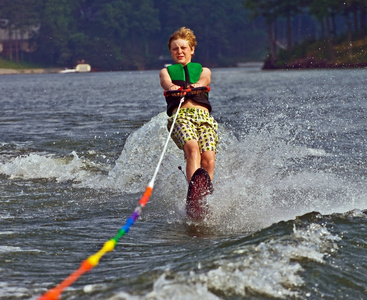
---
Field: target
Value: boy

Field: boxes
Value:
[159,27,218,183]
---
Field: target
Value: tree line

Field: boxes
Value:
[0,0,267,70]
[2,1,365,70]
[244,0,367,64]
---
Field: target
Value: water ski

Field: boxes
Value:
[186,168,213,221]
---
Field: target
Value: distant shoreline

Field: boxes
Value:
[1,62,366,75]
[0,68,62,75]
[263,59,367,70]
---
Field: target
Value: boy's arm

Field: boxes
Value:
[160,68,180,90]
[190,67,211,88]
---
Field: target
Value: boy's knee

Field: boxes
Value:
[201,158,214,169]
[201,151,215,167]
[184,140,200,156]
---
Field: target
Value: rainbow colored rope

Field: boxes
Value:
[38,186,152,300]
[38,87,209,300]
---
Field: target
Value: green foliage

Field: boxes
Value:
[269,36,367,69]
[245,0,367,68]
[0,57,42,69]
[2,0,366,69]
[0,0,267,70]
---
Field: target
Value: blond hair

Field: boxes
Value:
[168,27,197,50]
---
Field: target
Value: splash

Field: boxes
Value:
[204,119,366,232]
[0,151,88,182]
[1,113,365,232]
[105,219,340,299]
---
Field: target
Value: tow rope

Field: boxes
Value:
[38,86,210,300]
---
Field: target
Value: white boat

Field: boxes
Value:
[59,63,91,73]
[75,64,91,72]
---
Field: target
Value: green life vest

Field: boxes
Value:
[167,62,202,87]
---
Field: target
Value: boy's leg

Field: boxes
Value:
[201,150,215,180]
[183,139,201,183]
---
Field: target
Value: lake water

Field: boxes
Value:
[0,68,366,299]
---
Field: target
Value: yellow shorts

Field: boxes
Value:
[167,108,218,153]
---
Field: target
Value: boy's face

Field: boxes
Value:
[169,38,195,66]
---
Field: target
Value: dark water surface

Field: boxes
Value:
[0,68,366,299]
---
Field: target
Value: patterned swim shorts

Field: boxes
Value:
[167,108,218,153]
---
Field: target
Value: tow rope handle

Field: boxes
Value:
[164,86,210,97]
